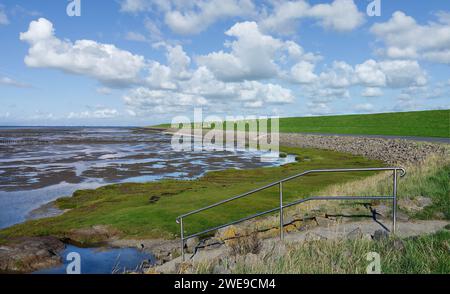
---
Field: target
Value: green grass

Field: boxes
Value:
[278,110,450,137]
[218,230,450,274]
[154,110,450,138]
[305,153,450,221]
[0,147,383,244]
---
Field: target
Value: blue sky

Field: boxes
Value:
[0,0,449,126]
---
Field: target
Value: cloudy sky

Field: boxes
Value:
[0,0,449,126]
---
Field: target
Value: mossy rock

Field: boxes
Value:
[284,224,298,233]
[217,226,240,246]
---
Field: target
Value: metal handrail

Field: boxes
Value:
[176,167,406,260]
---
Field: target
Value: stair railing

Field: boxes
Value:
[176,167,406,261]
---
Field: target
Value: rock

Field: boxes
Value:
[315,216,335,227]
[258,228,280,239]
[325,214,343,222]
[304,232,327,241]
[398,197,432,213]
[284,214,302,225]
[292,220,304,229]
[152,248,174,261]
[66,225,119,245]
[372,204,409,221]
[415,196,433,208]
[346,227,363,240]
[398,198,417,212]
[284,224,298,233]
[216,226,239,241]
[258,227,280,239]
[185,237,199,253]
[434,212,446,219]
[153,257,181,274]
[279,133,446,165]
[203,238,223,250]
[396,211,410,222]
[372,229,389,241]
[216,226,244,248]
[0,236,65,273]
[145,242,180,263]
[372,204,390,218]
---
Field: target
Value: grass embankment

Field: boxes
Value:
[196,230,450,274]
[278,110,450,137]
[154,110,450,138]
[0,147,383,244]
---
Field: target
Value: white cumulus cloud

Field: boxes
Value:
[371,11,450,65]
[165,0,255,35]
[20,18,146,87]
[120,0,255,35]
[197,21,319,82]
[290,61,318,84]
[197,22,282,82]
[260,0,365,34]
[123,87,209,114]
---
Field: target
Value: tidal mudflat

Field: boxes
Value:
[0,127,293,229]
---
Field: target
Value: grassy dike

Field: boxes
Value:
[277,110,450,137]
[0,146,383,245]
[155,109,450,138]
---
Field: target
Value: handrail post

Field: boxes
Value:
[279,182,284,240]
[180,217,185,261]
[392,169,397,234]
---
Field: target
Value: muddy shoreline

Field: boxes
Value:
[0,127,291,228]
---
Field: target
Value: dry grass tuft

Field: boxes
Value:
[228,228,262,256]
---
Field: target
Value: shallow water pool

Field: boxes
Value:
[33,245,155,274]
